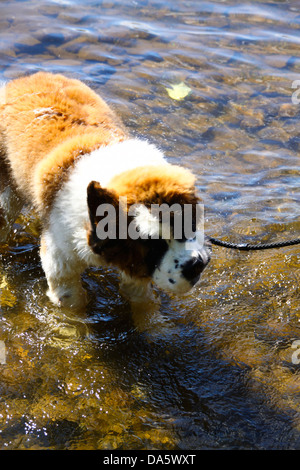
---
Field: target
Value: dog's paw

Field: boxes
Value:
[47,286,88,310]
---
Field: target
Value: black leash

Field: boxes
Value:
[208,236,300,251]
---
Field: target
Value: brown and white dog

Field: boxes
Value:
[0,72,210,309]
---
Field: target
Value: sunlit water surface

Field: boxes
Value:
[0,0,300,450]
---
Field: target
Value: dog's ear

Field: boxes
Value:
[87,181,120,255]
[87,181,119,226]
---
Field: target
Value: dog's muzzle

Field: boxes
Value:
[181,248,210,286]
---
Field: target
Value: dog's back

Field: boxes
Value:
[0,72,127,212]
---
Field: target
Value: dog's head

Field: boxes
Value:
[87,165,210,294]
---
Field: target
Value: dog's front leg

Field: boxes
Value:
[46,274,88,309]
[40,232,87,310]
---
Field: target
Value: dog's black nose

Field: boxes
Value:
[182,255,208,285]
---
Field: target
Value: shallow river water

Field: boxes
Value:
[0,0,300,450]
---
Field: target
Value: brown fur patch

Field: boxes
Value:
[1,72,127,213]
[100,238,153,278]
[108,164,199,207]
[87,181,122,255]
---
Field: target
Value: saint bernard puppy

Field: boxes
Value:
[0,72,210,309]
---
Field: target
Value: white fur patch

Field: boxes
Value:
[133,205,182,240]
[80,138,167,188]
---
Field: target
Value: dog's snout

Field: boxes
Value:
[182,254,209,285]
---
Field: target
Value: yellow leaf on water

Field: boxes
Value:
[165,81,192,101]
